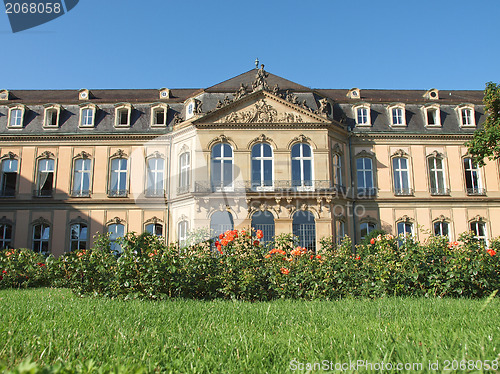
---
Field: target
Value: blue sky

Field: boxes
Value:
[1,0,499,90]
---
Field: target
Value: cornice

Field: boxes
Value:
[0,133,170,142]
[350,132,474,140]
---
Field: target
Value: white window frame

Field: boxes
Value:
[146,156,165,197]
[458,105,475,127]
[463,157,484,195]
[353,104,371,126]
[291,143,314,191]
[114,103,132,128]
[108,157,128,197]
[397,221,414,238]
[43,104,61,128]
[0,223,13,249]
[388,104,406,127]
[32,223,50,253]
[433,220,450,240]
[69,223,88,251]
[332,153,343,187]
[179,152,190,192]
[356,157,374,192]
[7,105,25,128]
[335,220,345,245]
[211,143,234,192]
[79,104,96,128]
[470,221,488,246]
[392,157,411,195]
[251,143,274,191]
[178,220,188,247]
[72,158,92,197]
[424,104,441,127]
[360,222,376,241]
[108,223,125,253]
[36,158,55,197]
[151,103,168,127]
[145,223,163,237]
[0,157,18,197]
[427,156,447,195]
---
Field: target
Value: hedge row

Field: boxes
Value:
[0,230,498,300]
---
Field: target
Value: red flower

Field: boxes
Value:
[487,249,496,256]
[37,262,46,267]
[310,255,314,260]
[370,238,375,245]
[2,270,6,274]
[219,233,224,240]
[253,240,260,246]
[316,255,321,260]
[280,267,290,275]
[220,239,228,246]
[256,230,263,239]
[215,241,220,246]
[355,256,361,260]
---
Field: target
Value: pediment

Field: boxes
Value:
[194,90,330,125]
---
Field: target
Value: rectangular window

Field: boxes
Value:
[45,109,58,127]
[109,158,128,197]
[146,158,165,197]
[72,159,91,197]
[154,109,165,126]
[0,224,12,249]
[70,223,88,251]
[179,153,190,193]
[81,108,94,127]
[9,109,23,127]
[33,224,50,253]
[461,108,473,126]
[356,157,374,195]
[428,157,447,195]
[0,159,18,197]
[333,154,343,187]
[463,158,483,195]
[427,109,437,125]
[392,108,403,125]
[36,159,55,197]
[470,221,487,246]
[433,221,450,240]
[393,157,411,195]
[357,107,368,125]
[118,109,129,126]
[178,221,188,248]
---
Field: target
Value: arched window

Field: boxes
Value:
[33,223,50,253]
[210,211,234,239]
[0,158,18,197]
[8,105,25,128]
[108,223,125,253]
[70,223,88,251]
[211,144,233,191]
[177,221,188,247]
[146,157,165,197]
[72,158,92,197]
[392,157,411,195]
[179,152,190,193]
[109,157,128,197]
[146,223,163,237]
[251,211,275,244]
[0,223,13,249]
[428,156,447,195]
[433,221,450,240]
[251,143,273,190]
[43,104,61,128]
[291,143,313,190]
[463,157,484,195]
[292,211,316,252]
[79,105,96,128]
[360,222,376,241]
[36,158,55,197]
[470,220,487,246]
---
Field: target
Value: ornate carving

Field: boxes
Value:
[111,149,127,158]
[272,84,280,96]
[223,96,233,106]
[233,83,248,101]
[32,217,51,226]
[355,150,375,158]
[434,215,449,222]
[147,150,165,159]
[252,64,270,92]
[332,143,343,155]
[145,216,163,225]
[318,98,330,116]
[106,217,125,225]
[173,113,183,125]
[69,216,86,225]
[398,215,414,223]
[217,99,303,124]
[216,100,223,109]
[392,149,408,157]
[471,215,485,222]
[2,151,18,159]
[39,151,54,159]
[428,150,444,159]
[285,90,298,104]
[75,150,91,159]
[194,99,203,114]
[290,134,310,147]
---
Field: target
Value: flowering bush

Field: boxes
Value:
[0,230,498,300]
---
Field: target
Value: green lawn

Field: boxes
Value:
[0,289,499,373]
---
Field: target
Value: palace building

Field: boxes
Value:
[0,66,497,255]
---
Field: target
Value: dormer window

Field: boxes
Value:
[159,88,171,99]
[388,104,406,127]
[151,103,168,127]
[458,105,475,127]
[79,104,96,128]
[7,105,25,128]
[43,104,61,128]
[114,103,132,128]
[187,103,194,118]
[347,88,361,99]
[79,89,90,101]
[424,104,441,127]
[423,88,439,100]
[0,90,9,101]
[353,104,371,126]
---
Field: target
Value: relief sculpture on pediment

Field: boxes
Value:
[217,99,304,124]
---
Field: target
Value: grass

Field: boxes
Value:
[0,289,499,373]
